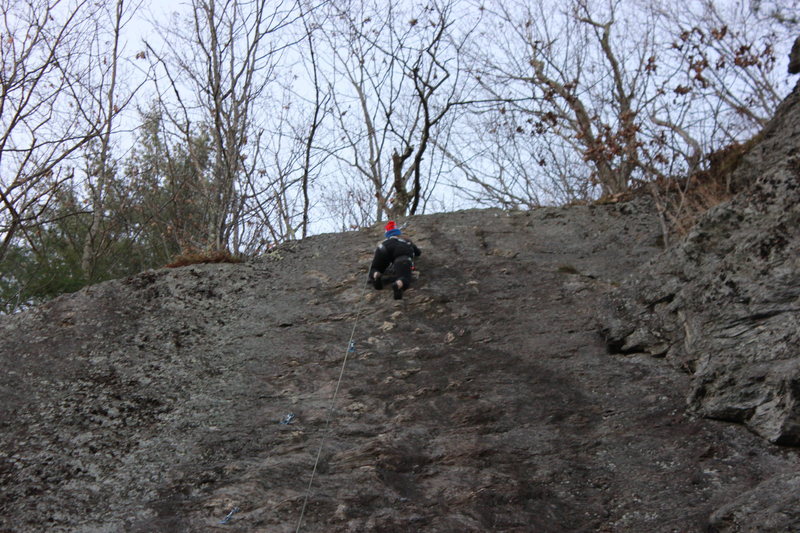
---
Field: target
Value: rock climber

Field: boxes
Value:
[368,221,422,300]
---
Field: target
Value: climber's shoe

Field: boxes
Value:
[392,281,403,300]
[373,273,383,290]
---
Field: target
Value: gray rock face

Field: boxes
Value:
[604,81,800,447]
[2,199,800,532]
[709,473,800,532]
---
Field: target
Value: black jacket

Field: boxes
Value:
[378,235,421,262]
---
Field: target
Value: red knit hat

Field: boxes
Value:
[384,220,401,237]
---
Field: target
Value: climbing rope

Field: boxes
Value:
[295,278,370,532]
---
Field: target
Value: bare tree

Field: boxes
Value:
[147,0,301,252]
[239,96,310,251]
[297,2,330,239]
[459,0,796,211]
[80,0,143,281]
[467,0,663,200]
[0,0,111,263]
[314,0,475,222]
[651,0,794,143]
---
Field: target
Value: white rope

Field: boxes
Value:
[295,279,369,532]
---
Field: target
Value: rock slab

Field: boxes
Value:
[2,198,799,531]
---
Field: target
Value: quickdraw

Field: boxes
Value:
[220,507,240,525]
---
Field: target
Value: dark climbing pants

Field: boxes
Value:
[369,252,413,288]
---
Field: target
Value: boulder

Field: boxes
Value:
[604,81,800,445]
